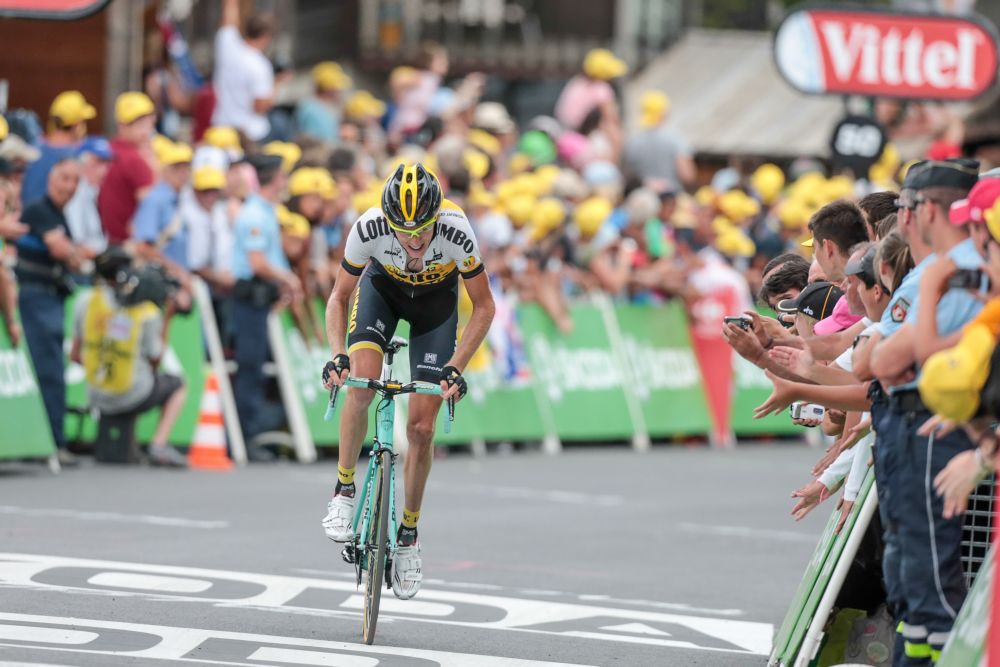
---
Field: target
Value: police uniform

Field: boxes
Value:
[230,166,289,442]
[877,159,982,665]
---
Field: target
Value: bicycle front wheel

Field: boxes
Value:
[361,450,391,645]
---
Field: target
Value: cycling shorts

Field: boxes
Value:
[346,267,457,383]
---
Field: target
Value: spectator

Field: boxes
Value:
[14,158,93,465]
[21,90,95,206]
[857,190,898,240]
[554,48,627,133]
[64,136,112,255]
[98,92,157,245]
[297,61,352,144]
[388,44,448,144]
[70,259,188,467]
[0,134,41,202]
[182,166,233,293]
[623,91,695,189]
[212,0,275,143]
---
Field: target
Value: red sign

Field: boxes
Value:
[774,8,999,100]
[0,0,109,19]
[687,286,739,449]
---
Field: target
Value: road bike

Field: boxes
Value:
[324,337,453,644]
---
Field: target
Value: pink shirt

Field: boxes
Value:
[554,76,614,131]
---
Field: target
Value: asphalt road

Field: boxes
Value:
[0,443,828,667]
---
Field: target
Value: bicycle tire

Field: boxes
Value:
[361,450,391,645]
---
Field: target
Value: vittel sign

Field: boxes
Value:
[774,8,999,100]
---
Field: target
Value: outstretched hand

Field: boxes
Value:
[753,370,800,419]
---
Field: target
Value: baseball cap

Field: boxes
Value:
[776,281,843,320]
[192,166,226,191]
[639,91,669,129]
[203,126,241,151]
[115,92,155,125]
[76,136,113,161]
[918,323,996,422]
[473,102,515,135]
[312,61,352,92]
[904,158,979,192]
[159,142,193,167]
[583,48,628,80]
[276,205,311,239]
[344,91,386,122]
[50,90,97,125]
[950,198,972,225]
[0,134,41,163]
[0,116,7,141]
[288,167,330,197]
[964,178,1000,224]
[263,141,301,173]
[844,244,878,287]
[814,296,864,335]
[574,196,613,238]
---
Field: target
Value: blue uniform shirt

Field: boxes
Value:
[132,182,189,269]
[231,194,289,280]
[905,238,984,337]
[877,253,935,339]
[21,141,79,206]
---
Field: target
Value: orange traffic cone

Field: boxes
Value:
[187,372,234,470]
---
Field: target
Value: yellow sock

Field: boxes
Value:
[402,508,420,529]
[337,465,355,486]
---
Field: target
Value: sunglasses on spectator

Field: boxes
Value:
[913,194,945,208]
[894,193,916,210]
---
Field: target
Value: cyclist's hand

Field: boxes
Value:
[440,365,468,402]
[322,354,350,389]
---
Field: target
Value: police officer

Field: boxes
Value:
[870,159,982,666]
[15,157,93,466]
[230,153,302,461]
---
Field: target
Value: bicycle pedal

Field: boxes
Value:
[341,544,356,565]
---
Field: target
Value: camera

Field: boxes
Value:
[724,315,752,330]
[948,269,989,291]
[790,401,825,422]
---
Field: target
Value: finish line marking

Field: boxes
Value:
[0,553,771,656]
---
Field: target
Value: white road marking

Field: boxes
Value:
[429,482,624,507]
[0,553,772,656]
[676,522,818,544]
[0,624,97,645]
[600,622,671,637]
[248,647,379,666]
[339,594,455,617]
[88,572,214,594]
[0,506,229,530]
[0,612,595,667]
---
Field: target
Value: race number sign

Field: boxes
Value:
[829,115,887,175]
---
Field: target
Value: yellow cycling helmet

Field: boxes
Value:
[381,162,442,235]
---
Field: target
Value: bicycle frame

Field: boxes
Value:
[351,384,399,567]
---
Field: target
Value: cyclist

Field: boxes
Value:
[321,163,495,600]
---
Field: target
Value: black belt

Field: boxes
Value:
[888,389,926,414]
[867,380,886,404]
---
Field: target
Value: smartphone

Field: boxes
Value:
[790,402,825,421]
[948,269,989,291]
[723,315,752,330]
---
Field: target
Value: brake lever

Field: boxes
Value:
[324,385,340,422]
[444,396,455,434]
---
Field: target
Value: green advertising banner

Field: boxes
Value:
[63,289,206,446]
[518,302,633,441]
[614,301,712,437]
[0,314,57,460]
[937,545,991,667]
[770,467,876,666]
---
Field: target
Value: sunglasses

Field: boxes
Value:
[392,217,437,237]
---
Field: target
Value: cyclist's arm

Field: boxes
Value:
[446,271,495,372]
[326,268,360,359]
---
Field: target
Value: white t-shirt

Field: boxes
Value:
[180,188,233,276]
[212,26,273,141]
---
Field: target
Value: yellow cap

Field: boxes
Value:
[151,134,174,163]
[507,153,532,175]
[869,143,900,185]
[778,199,810,230]
[288,167,329,197]
[192,166,226,191]
[389,66,420,90]
[463,149,490,181]
[717,190,760,222]
[115,91,155,125]
[583,48,628,80]
[574,196,613,238]
[344,90,386,122]
[529,197,566,241]
[801,236,814,248]
[50,90,97,126]
[352,186,381,213]
[919,323,996,422]
[716,226,756,258]
[276,204,312,239]
[694,185,716,207]
[821,175,855,203]
[467,185,496,209]
[312,61,352,92]
[639,91,669,129]
[159,141,193,167]
[751,163,785,205]
[0,115,7,141]
[319,170,338,200]
[504,194,536,229]
[468,129,501,157]
[263,141,302,173]
[203,126,241,151]
[534,165,560,193]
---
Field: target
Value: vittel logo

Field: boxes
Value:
[775,8,999,100]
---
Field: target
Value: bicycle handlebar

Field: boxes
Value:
[323,378,455,434]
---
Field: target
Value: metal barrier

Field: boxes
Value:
[962,475,996,587]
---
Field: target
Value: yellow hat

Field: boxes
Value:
[115,91,155,125]
[531,197,566,236]
[467,185,496,209]
[468,129,501,157]
[574,196,613,238]
[869,143,900,185]
[352,186,381,213]
[821,175,855,203]
[389,66,420,90]
[0,115,7,141]
[312,61,352,91]
[203,126,241,152]
[192,166,226,191]
[800,236,814,248]
[778,199,810,230]
[694,185,716,207]
[534,165,560,193]
[263,141,302,173]
[717,190,761,222]
[899,159,920,185]
[50,90,97,125]
[751,164,785,205]
[276,204,311,239]
[583,48,628,80]
[288,167,329,197]
[159,141,193,167]
[507,153,532,175]
[345,91,386,122]
[639,91,669,129]
[715,226,756,258]
[504,194,536,229]
[919,323,996,422]
[319,170,338,200]
[463,148,490,181]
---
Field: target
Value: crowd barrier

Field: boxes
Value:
[1,285,803,462]
[0,312,56,461]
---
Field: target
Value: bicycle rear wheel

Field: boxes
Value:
[361,450,391,645]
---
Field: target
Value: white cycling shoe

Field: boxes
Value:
[391,543,423,600]
[322,495,356,542]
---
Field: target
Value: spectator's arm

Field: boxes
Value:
[253,97,275,114]
[870,324,917,382]
[915,256,964,364]
[675,155,696,189]
[723,323,811,382]
[42,228,84,271]
[851,330,879,381]
[587,248,632,294]
[754,371,871,418]
[804,320,866,361]
[221,0,239,28]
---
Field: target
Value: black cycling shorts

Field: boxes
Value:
[347,268,457,383]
